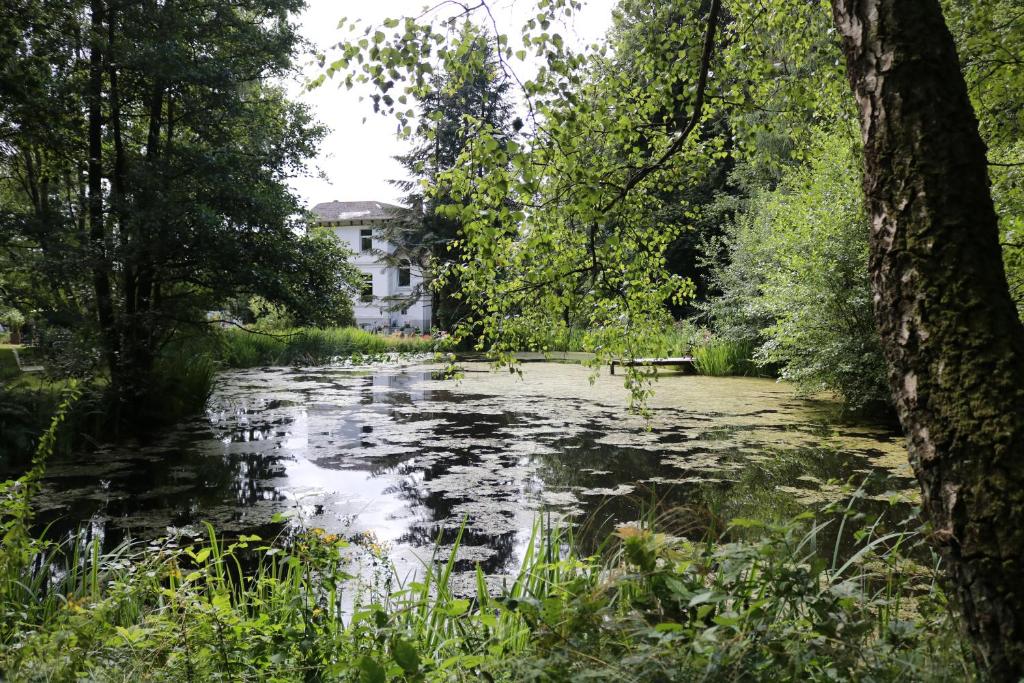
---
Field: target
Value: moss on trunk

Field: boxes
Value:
[831,0,1024,676]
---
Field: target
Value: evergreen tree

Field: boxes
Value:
[384,24,513,331]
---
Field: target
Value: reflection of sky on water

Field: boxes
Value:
[30,362,914,586]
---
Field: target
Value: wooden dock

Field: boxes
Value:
[610,356,694,375]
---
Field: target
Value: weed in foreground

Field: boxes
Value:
[0,493,974,681]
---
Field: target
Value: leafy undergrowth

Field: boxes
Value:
[1,516,974,680]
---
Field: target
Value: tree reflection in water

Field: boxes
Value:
[25,364,914,586]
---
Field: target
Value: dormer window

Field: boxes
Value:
[360,228,372,252]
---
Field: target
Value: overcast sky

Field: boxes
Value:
[286,0,616,208]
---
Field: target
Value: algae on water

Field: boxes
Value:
[29,362,915,588]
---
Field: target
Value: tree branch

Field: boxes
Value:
[598,0,722,214]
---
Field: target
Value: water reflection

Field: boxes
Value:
[27,362,914,584]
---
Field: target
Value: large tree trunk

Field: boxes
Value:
[830,0,1024,676]
[87,0,118,378]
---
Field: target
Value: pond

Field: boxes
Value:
[30,361,915,587]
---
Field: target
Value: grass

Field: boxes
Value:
[540,323,769,379]
[692,339,761,376]
[0,507,974,681]
[0,405,976,682]
[216,326,440,368]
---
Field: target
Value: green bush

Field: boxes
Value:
[704,128,889,409]
[248,295,296,332]
[0,347,19,380]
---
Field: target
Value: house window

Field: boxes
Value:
[360,228,372,252]
[359,274,373,302]
[397,260,411,287]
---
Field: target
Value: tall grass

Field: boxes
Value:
[692,338,759,376]
[217,326,438,368]
[0,485,973,680]
[149,349,218,421]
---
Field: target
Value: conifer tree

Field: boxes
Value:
[383,25,513,331]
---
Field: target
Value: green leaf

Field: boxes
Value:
[443,599,470,616]
[392,638,420,675]
[357,657,386,683]
[689,590,720,607]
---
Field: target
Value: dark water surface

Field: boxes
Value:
[30,362,915,585]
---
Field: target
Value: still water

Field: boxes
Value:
[32,361,914,585]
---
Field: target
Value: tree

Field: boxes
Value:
[944,0,1024,318]
[333,0,1024,670]
[386,24,513,331]
[830,0,1024,674]
[1,0,357,413]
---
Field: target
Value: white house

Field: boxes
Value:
[311,200,432,332]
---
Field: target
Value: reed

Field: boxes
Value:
[216,326,438,368]
[692,338,758,376]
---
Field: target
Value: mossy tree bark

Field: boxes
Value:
[830,0,1024,676]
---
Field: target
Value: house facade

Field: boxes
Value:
[311,200,432,332]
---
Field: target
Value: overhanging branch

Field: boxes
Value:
[598,0,722,214]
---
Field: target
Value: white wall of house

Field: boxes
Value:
[328,222,432,332]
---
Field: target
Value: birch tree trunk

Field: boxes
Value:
[830,0,1024,676]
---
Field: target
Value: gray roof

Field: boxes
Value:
[311,200,402,223]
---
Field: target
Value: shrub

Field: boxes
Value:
[248,295,295,332]
[704,128,889,409]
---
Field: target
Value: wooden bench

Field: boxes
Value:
[609,356,694,375]
[12,347,44,373]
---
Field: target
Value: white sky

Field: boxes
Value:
[286,0,617,208]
